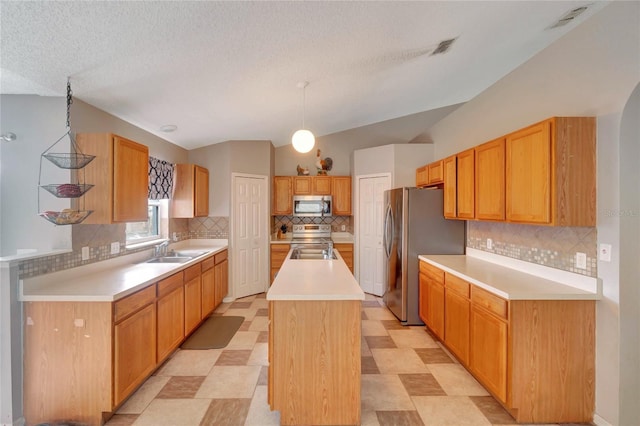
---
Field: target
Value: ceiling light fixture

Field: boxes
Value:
[292,81,315,153]
[160,124,178,133]
[1,132,17,142]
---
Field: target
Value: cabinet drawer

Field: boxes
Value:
[215,250,228,264]
[445,273,470,298]
[419,261,444,284]
[184,263,201,282]
[157,271,184,298]
[271,244,290,253]
[201,256,215,272]
[114,285,156,323]
[472,286,508,319]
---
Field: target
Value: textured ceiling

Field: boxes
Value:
[0,1,608,150]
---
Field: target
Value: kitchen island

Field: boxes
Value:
[267,248,364,426]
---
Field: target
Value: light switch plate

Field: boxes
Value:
[599,243,612,262]
[575,252,587,269]
[486,238,493,250]
[81,246,90,260]
[110,242,120,255]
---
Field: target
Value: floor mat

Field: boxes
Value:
[181,316,244,349]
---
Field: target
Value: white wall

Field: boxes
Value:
[425,3,640,424]
[353,143,434,188]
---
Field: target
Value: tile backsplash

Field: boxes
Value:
[467,221,597,277]
[273,216,353,234]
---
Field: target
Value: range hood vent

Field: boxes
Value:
[431,38,457,56]
[547,5,590,29]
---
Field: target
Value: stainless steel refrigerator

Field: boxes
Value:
[382,187,465,325]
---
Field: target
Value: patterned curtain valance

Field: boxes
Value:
[148,156,174,200]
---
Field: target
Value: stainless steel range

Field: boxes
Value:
[290,224,335,260]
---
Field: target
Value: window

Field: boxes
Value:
[126,201,161,243]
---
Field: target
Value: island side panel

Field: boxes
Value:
[23,301,113,426]
[270,299,361,426]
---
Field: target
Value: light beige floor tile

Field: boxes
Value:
[428,364,490,396]
[223,308,257,321]
[195,365,261,398]
[132,398,211,425]
[361,335,372,356]
[117,375,170,414]
[155,349,221,377]
[388,329,440,348]
[361,374,415,411]
[244,385,281,425]
[226,331,260,350]
[247,342,269,366]
[412,396,491,425]
[248,316,269,332]
[214,302,232,314]
[250,299,269,309]
[360,408,382,426]
[371,348,430,374]
[364,307,398,320]
[362,319,390,336]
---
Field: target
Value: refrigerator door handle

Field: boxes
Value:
[383,203,393,258]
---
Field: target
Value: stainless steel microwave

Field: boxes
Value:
[293,195,332,217]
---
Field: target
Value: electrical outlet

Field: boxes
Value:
[575,252,587,269]
[341,225,346,231]
[81,246,90,261]
[486,238,493,250]
[599,243,612,262]
[110,242,120,255]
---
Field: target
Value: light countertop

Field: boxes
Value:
[270,232,354,244]
[267,248,364,301]
[419,249,600,301]
[20,239,228,303]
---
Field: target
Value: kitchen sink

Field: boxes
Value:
[145,256,193,264]
[289,248,337,260]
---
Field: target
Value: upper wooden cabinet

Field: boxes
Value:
[416,160,444,187]
[443,156,457,218]
[416,165,429,187]
[272,176,293,215]
[75,133,149,224]
[456,148,475,219]
[171,164,209,218]
[293,176,332,195]
[332,176,352,216]
[313,176,332,195]
[506,117,595,226]
[475,138,506,221]
[293,176,312,195]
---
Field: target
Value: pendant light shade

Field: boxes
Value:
[292,81,315,153]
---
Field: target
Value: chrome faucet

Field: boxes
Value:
[154,240,170,257]
[326,240,334,259]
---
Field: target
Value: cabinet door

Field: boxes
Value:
[113,136,149,222]
[445,290,470,365]
[427,280,445,340]
[273,177,293,215]
[334,243,353,273]
[215,259,229,306]
[428,160,444,185]
[157,285,184,363]
[443,156,457,218]
[114,303,156,406]
[201,266,215,318]
[418,273,429,324]
[476,139,505,221]
[184,265,202,335]
[270,244,290,284]
[194,165,209,217]
[293,176,312,195]
[456,148,475,219]
[506,120,551,224]
[332,176,352,216]
[416,165,429,187]
[313,176,332,195]
[470,306,508,403]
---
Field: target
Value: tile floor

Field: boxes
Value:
[105,293,591,426]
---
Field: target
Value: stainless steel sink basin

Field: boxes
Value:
[170,250,209,258]
[145,256,193,264]
[289,248,337,260]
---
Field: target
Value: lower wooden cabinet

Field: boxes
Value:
[214,250,229,306]
[418,261,445,340]
[201,256,216,318]
[270,243,290,283]
[444,273,470,366]
[184,263,202,335]
[334,242,353,273]
[157,272,185,363]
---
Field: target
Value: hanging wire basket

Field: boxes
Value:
[39,209,93,225]
[40,183,94,198]
[43,152,95,169]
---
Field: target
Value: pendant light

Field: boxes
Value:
[292,81,315,153]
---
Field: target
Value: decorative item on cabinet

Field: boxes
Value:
[38,78,95,225]
[315,149,333,176]
[171,164,209,218]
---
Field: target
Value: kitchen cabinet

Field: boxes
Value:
[75,133,149,224]
[475,138,506,221]
[271,243,290,283]
[418,261,444,340]
[443,155,457,218]
[416,165,429,187]
[332,176,352,216]
[184,263,202,335]
[456,148,475,219]
[419,260,595,423]
[200,256,216,318]
[334,243,353,273]
[293,176,312,194]
[113,296,156,406]
[444,273,470,366]
[171,164,209,218]
[428,160,444,185]
[273,176,293,215]
[214,250,229,307]
[313,176,332,194]
[506,117,596,226]
[157,272,185,363]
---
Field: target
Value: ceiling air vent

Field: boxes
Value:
[547,5,590,29]
[431,38,457,56]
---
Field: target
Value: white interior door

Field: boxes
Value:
[357,174,391,296]
[231,173,268,299]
